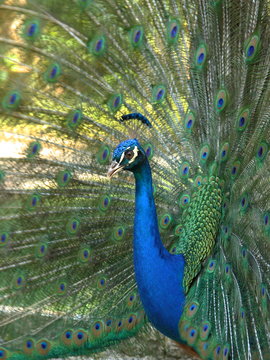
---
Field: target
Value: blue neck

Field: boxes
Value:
[133,159,185,341]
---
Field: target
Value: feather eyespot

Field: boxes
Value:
[0,232,8,247]
[23,339,35,354]
[166,19,180,44]
[195,43,207,68]
[0,348,7,359]
[36,340,51,355]
[129,26,144,47]
[263,212,270,235]
[2,90,21,110]
[125,150,134,160]
[223,345,230,358]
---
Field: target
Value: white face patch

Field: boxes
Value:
[128,146,138,164]
[119,146,139,165]
[119,149,126,164]
[128,146,139,164]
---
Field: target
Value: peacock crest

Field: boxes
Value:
[0,0,269,359]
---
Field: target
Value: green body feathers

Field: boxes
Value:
[0,0,269,359]
[170,176,222,292]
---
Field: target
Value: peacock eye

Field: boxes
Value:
[125,150,134,160]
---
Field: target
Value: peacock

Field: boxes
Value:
[0,0,269,359]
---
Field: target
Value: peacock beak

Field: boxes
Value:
[107,160,125,178]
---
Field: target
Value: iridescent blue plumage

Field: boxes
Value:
[0,1,269,359]
[111,139,186,340]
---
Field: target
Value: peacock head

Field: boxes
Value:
[108,139,146,178]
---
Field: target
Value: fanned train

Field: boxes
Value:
[0,0,269,359]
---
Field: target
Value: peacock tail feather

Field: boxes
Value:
[0,0,269,359]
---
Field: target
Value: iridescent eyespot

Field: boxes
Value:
[126,313,137,330]
[200,321,211,340]
[174,224,183,236]
[56,169,72,187]
[67,109,83,130]
[159,214,172,230]
[129,25,144,47]
[113,226,125,241]
[179,194,190,208]
[97,144,111,165]
[97,277,106,289]
[184,111,195,130]
[259,284,265,297]
[166,19,180,44]
[88,35,106,56]
[127,293,137,307]
[13,273,25,289]
[0,232,9,247]
[199,341,210,356]
[78,247,91,263]
[27,141,41,158]
[116,320,124,332]
[107,93,122,113]
[73,329,87,346]
[2,90,21,110]
[195,43,207,68]
[239,193,249,213]
[215,89,228,112]
[179,319,191,339]
[26,193,40,211]
[214,345,221,357]
[99,194,111,212]
[61,330,73,345]
[186,301,199,318]
[240,307,245,320]
[179,162,190,179]
[186,327,198,345]
[222,198,229,217]
[35,242,48,258]
[44,63,61,83]
[224,264,231,275]
[223,344,230,358]
[245,33,260,63]
[91,321,104,338]
[199,144,210,163]
[144,143,154,160]
[0,348,7,360]
[207,259,216,273]
[220,142,229,162]
[151,85,166,104]
[255,141,268,162]
[230,160,240,179]
[26,340,33,348]
[221,224,230,240]
[263,212,270,235]
[23,339,35,354]
[36,340,51,355]
[57,281,67,295]
[23,19,40,40]
[66,217,80,235]
[170,246,177,253]
[106,320,112,327]
[241,247,247,258]
[236,108,250,132]
[194,175,203,187]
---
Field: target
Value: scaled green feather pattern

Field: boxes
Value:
[0,0,269,359]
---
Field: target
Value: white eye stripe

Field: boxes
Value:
[119,146,138,165]
[119,150,126,164]
[128,146,138,164]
